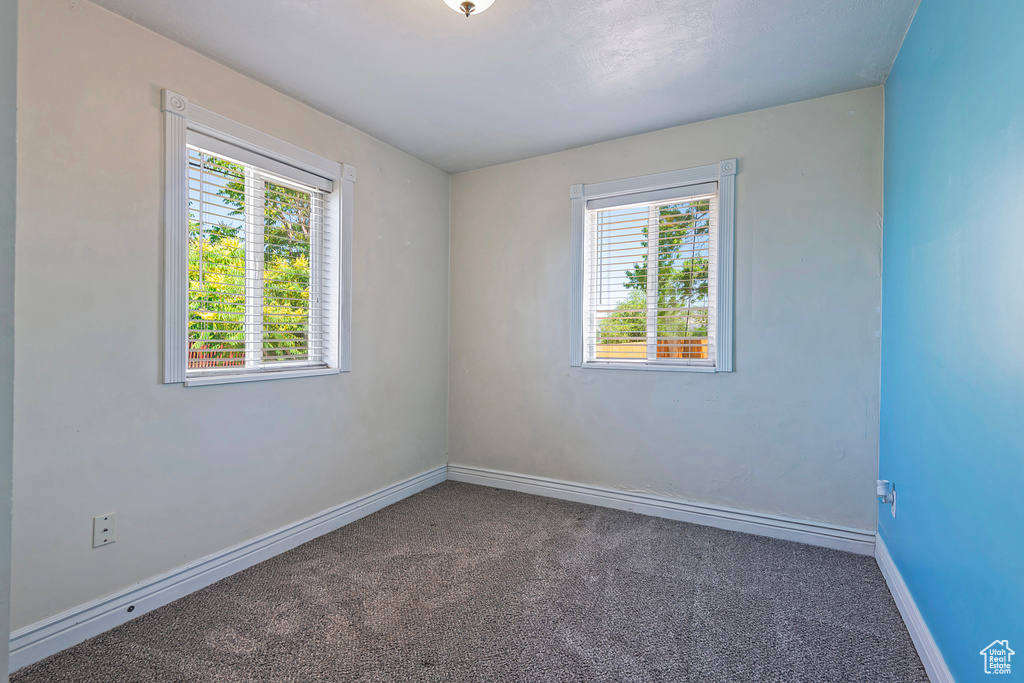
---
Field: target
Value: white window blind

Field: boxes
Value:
[186,144,332,376]
[583,184,718,367]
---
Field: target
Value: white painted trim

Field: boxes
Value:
[569,184,584,367]
[184,366,339,387]
[874,535,954,683]
[586,181,719,211]
[715,159,736,372]
[569,160,737,372]
[581,361,715,373]
[161,89,355,385]
[581,163,722,200]
[8,465,447,672]
[186,101,342,183]
[447,465,875,555]
[162,91,188,384]
[186,129,334,193]
[337,167,354,373]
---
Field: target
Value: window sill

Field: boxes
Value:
[184,367,341,387]
[580,361,717,374]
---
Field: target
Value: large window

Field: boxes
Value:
[570,161,736,372]
[162,89,354,386]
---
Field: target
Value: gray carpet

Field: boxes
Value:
[13,482,927,682]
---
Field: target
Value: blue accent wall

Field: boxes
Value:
[881,0,1024,680]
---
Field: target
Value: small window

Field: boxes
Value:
[162,89,354,386]
[586,187,716,366]
[570,161,736,372]
[187,146,328,375]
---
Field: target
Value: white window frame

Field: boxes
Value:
[161,89,355,386]
[570,160,736,373]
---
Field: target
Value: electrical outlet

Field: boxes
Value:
[93,513,116,548]
[890,486,897,518]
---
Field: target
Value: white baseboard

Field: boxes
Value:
[8,465,448,672]
[874,534,954,683]
[447,464,876,555]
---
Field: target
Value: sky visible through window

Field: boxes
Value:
[591,197,711,333]
[586,193,713,363]
[593,205,642,309]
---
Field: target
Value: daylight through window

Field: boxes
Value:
[584,188,717,367]
[187,146,330,374]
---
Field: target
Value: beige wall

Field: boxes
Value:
[1,0,16,676]
[11,0,885,637]
[449,88,884,530]
[12,0,450,630]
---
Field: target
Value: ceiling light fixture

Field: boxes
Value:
[443,0,494,17]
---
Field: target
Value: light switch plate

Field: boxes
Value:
[93,513,116,548]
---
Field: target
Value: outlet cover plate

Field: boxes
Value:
[93,513,116,548]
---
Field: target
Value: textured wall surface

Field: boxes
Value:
[449,88,884,530]
[1,0,17,676]
[880,0,1024,678]
[12,0,450,630]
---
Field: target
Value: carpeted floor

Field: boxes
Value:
[13,482,928,682]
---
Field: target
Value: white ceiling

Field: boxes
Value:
[90,0,918,173]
